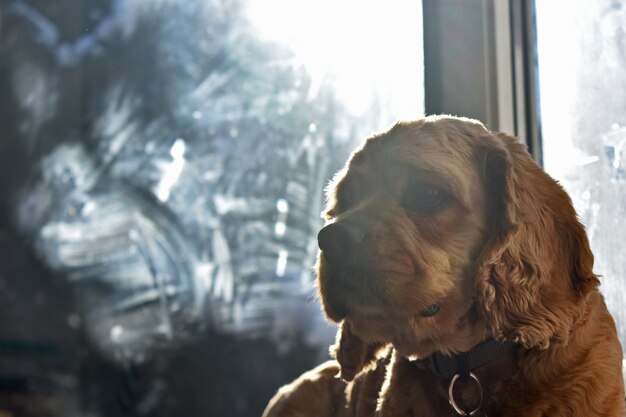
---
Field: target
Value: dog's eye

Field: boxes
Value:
[402,182,448,214]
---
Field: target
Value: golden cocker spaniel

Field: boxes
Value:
[263,116,625,417]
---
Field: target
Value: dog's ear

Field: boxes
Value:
[330,322,387,382]
[475,133,599,349]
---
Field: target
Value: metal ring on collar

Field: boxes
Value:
[448,372,483,416]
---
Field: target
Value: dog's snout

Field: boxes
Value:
[318,223,366,261]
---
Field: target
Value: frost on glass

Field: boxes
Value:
[537,0,626,349]
[1,0,424,363]
[1,1,422,414]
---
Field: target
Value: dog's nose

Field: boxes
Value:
[317,223,366,261]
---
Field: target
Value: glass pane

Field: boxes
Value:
[536,0,626,349]
[0,1,423,416]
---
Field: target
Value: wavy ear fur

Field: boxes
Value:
[330,322,388,382]
[475,133,599,349]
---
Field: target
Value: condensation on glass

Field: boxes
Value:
[0,1,423,416]
[536,0,626,350]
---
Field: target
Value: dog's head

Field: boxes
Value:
[316,116,598,378]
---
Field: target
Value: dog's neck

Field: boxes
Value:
[403,339,520,416]
[423,338,517,380]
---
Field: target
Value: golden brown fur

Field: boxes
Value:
[263,116,625,417]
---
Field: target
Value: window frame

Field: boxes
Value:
[422,0,542,163]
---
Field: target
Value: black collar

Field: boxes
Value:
[426,339,517,379]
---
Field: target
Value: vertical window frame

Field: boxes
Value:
[422,0,542,163]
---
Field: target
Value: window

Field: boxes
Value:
[536,0,626,348]
[0,1,423,416]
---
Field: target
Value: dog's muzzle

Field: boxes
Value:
[317,222,370,319]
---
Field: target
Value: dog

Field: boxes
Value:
[263,116,625,417]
